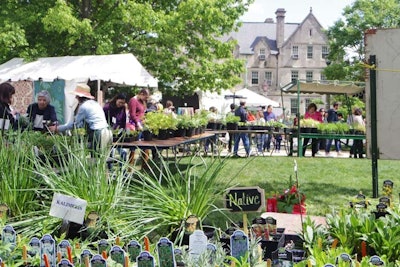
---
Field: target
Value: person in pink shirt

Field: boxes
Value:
[128,88,150,131]
[128,88,150,165]
[302,103,322,157]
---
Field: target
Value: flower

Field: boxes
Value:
[277,184,306,213]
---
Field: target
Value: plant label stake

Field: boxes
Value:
[80,250,93,267]
[40,234,56,267]
[127,240,142,262]
[230,230,249,262]
[57,240,71,260]
[90,254,107,267]
[110,246,126,267]
[189,230,207,262]
[137,251,155,267]
[156,237,175,267]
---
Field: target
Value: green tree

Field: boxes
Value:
[324,0,400,81]
[0,0,254,94]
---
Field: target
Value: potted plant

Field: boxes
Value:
[224,113,240,130]
[299,118,320,133]
[144,111,177,139]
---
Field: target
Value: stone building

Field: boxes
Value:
[222,8,328,116]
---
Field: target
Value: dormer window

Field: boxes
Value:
[259,49,266,60]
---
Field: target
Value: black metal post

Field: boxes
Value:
[369,55,379,198]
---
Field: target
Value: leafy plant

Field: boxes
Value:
[123,155,235,244]
[224,113,240,124]
[145,111,178,135]
[177,114,194,129]
[300,118,320,128]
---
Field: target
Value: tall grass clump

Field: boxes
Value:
[123,154,243,244]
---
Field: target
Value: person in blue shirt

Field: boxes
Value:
[49,84,112,153]
[263,105,276,152]
[325,102,342,156]
[233,100,251,157]
[26,90,58,131]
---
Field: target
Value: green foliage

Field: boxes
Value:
[125,155,234,244]
[362,209,400,263]
[317,123,350,134]
[324,0,400,81]
[224,113,241,124]
[144,111,177,135]
[176,114,195,129]
[0,0,254,94]
[300,118,320,128]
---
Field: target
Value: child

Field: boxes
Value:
[275,134,283,152]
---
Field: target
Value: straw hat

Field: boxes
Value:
[70,84,95,99]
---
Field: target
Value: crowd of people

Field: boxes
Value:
[0,82,176,168]
[301,101,366,158]
[0,81,366,161]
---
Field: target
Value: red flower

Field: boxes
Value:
[289,185,297,194]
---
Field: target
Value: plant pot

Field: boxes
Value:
[226,122,238,130]
[186,127,195,137]
[300,127,311,133]
[157,129,169,140]
[207,122,216,130]
[175,128,186,137]
[292,203,306,214]
[142,130,153,141]
[215,122,223,130]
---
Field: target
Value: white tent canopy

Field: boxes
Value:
[234,88,279,107]
[0,53,158,87]
[199,89,234,114]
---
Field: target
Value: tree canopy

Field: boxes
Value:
[324,0,400,81]
[0,0,254,95]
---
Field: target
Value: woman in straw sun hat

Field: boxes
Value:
[49,83,112,153]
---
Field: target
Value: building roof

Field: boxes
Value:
[281,80,365,95]
[221,22,299,54]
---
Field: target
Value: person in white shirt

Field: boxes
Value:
[49,84,112,153]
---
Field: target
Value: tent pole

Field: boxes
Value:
[97,80,103,106]
[296,79,301,157]
[369,55,378,198]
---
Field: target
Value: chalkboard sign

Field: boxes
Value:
[225,187,265,212]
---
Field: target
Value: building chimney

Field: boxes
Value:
[264,18,274,23]
[275,8,286,49]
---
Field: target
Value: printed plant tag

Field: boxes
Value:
[157,237,175,267]
[230,230,249,261]
[40,234,56,267]
[127,240,142,262]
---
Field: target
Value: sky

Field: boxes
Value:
[240,0,355,28]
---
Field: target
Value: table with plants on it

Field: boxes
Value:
[113,132,216,157]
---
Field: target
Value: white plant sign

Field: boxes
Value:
[49,193,87,224]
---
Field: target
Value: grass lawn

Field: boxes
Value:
[179,156,400,228]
